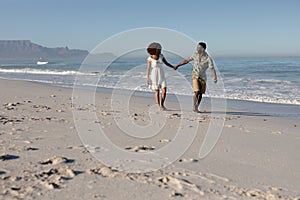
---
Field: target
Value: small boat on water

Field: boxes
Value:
[37,61,48,65]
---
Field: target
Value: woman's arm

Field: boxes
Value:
[162,56,174,69]
[147,60,151,84]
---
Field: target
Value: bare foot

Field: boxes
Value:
[193,107,201,113]
[161,106,167,111]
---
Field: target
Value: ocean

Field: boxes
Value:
[0,57,299,118]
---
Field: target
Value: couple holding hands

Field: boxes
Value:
[147,42,218,113]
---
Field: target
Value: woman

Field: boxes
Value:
[147,42,174,111]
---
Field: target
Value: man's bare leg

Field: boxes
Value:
[193,91,201,113]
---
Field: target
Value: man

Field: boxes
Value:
[174,42,218,113]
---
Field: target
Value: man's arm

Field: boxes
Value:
[211,68,218,83]
[208,56,217,83]
[174,58,191,70]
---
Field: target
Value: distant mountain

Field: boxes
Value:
[0,40,89,60]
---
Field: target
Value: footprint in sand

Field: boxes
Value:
[166,113,181,119]
[35,167,77,189]
[3,102,23,110]
[39,156,74,165]
[0,154,20,161]
[125,145,156,152]
[178,158,199,163]
[158,175,204,196]
[88,166,119,178]
[159,139,171,143]
[24,147,39,151]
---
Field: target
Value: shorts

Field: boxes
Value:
[192,77,206,94]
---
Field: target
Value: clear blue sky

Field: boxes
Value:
[1,0,300,57]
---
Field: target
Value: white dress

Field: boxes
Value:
[147,54,167,90]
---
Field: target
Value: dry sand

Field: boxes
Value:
[0,79,299,200]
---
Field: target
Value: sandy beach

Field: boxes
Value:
[0,78,299,200]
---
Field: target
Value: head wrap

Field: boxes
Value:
[147,42,162,55]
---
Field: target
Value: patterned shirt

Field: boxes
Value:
[189,52,214,81]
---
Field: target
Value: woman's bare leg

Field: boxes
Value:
[161,87,167,110]
[155,89,160,109]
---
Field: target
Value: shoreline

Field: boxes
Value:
[0,78,300,119]
[3,77,298,119]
